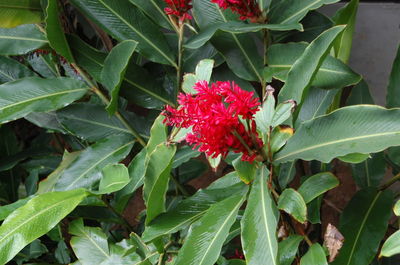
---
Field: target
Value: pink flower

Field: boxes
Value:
[163,81,263,162]
[164,0,193,21]
[211,0,261,21]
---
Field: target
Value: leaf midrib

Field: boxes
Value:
[280,0,323,24]
[0,35,47,42]
[198,198,242,265]
[270,64,350,76]
[0,88,86,113]
[275,131,400,162]
[345,191,382,265]
[63,141,134,190]
[97,0,177,67]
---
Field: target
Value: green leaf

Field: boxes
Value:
[55,135,134,191]
[300,243,328,265]
[37,151,81,194]
[182,59,215,94]
[0,189,87,264]
[45,0,74,62]
[278,161,297,188]
[351,152,385,188]
[69,219,142,265]
[233,157,257,184]
[0,0,43,28]
[332,0,359,63]
[0,196,32,221]
[278,235,303,265]
[68,36,173,109]
[185,21,302,50]
[271,101,295,127]
[97,164,130,194]
[142,172,245,242]
[255,89,276,134]
[381,230,400,258]
[146,115,167,154]
[298,172,339,203]
[0,77,87,124]
[172,146,200,168]
[175,191,247,265]
[57,103,145,142]
[278,26,346,104]
[128,0,173,30]
[114,148,147,212]
[143,143,177,224]
[0,56,36,84]
[0,24,47,55]
[332,188,394,265]
[269,42,360,90]
[193,0,263,82]
[269,0,340,24]
[241,166,279,265]
[386,44,400,108]
[257,0,271,12]
[296,87,339,126]
[278,188,307,223]
[101,40,137,114]
[338,153,370,163]
[347,79,374,105]
[69,0,176,66]
[275,105,400,163]
[394,199,400,216]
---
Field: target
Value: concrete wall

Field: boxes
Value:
[321,3,400,105]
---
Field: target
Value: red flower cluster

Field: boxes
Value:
[164,0,193,21]
[212,0,261,21]
[163,81,263,162]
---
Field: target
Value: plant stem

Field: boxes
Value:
[177,22,185,91]
[102,196,134,232]
[380,172,400,190]
[71,63,147,147]
[262,29,270,97]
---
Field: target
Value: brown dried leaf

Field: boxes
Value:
[324,223,345,262]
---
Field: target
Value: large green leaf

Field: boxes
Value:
[351,152,385,188]
[386,44,400,108]
[193,0,263,82]
[381,230,400,258]
[278,26,346,104]
[175,190,247,265]
[0,77,87,124]
[269,0,340,24]
[241,167,279,265]
[101,40,137,114]
[268,42,360,90]
[185,21,302,50]
[69,219,142,265]
[57,103,145,142]
[45,0,74,62]
[97,164,130,194]
[278,235,303,265]
[300,243,328,265]
[278,188,307,223]
[233,156,257,184]
[332,0,359,63]
[298,172,339,203]
[128,0,173,30]
[275,105,400,163]
[114,148,147,213]
[55,135,134,191]
[142,172,245,242]
[0,56,36,83]
[332,188,394,265]
[69,0,176,66]
[0,0,43,28]
[0,196,31,221]
[0,24,47,55]
[143,143,176,224]
[296,86,339,126]
[68,35,173,109]
[0,189,87,264]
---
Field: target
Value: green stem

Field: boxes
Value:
[262,29,270,97]
[177,23,185,91]
[380,173,400,190]
[72,63,147,147]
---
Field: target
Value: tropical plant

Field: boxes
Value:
[0,0,399,264]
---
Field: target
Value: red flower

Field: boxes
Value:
[211,0,261,21]
[164,0,193,21]
[163,81,263,162]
